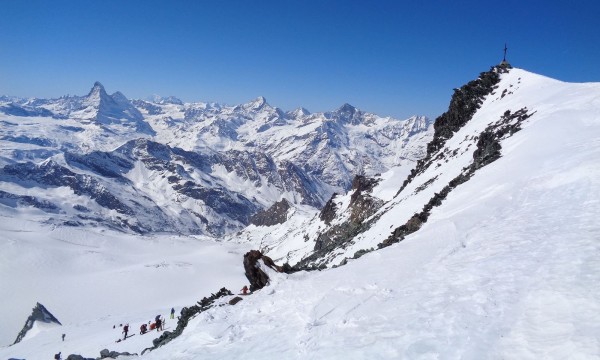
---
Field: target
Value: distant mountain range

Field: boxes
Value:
[0,84,432,235]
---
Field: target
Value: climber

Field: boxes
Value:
[54,352,61,360]
[170,307,175,319]
[241,285,249,295]
[122,324,129,340]
[61,333,65,341]
[155,315,162,332]
[140,323,147,334]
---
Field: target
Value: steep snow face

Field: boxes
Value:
[0,86,431,236]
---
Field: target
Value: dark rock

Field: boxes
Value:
[396,64,508,196]
[379,107,533,249]
[352,248,374,259]
[250,198,291,226]
[13,302,61,344]
[319,193,338,225]
[65,355,94,360]
[243,250,284,291]
[305,175,383,266]
[99,348,138,358]
[229,296,243,305]
[142,287,233,354]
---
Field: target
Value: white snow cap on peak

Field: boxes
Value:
[290,107,310,117]
[244,96,268,110]
[148,94,183,105]
[87,81,108,99]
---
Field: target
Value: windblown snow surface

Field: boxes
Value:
[2,68,600,359]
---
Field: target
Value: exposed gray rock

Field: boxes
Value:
[302,175,383,267]
[99,348,138,358]
[319,193,338,225]
[228,296,243,305]
[13,302,61,344]
[65,355,94,360]
[379,107,533,249]
[250,198,291,226]
[142,288,233,354]
[243,250,286,291]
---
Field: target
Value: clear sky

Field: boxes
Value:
[1,0,599,119]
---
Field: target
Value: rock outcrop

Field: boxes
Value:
[13,302,61,344]
[142,288,233,354]
[296,175,383,268]
[99,349,138,359]
[243,250,286,291]
[249,198,291,226]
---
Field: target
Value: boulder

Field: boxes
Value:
[229,296,243,305]
[243,250,284,291]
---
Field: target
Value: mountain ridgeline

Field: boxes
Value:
[0,85,432,236]
[239,63,533,268]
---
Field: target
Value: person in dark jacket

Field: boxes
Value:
[170,307,175,319]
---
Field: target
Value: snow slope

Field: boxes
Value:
[1,67,600,359]
[142,68,600,359]
[0,207,251,351]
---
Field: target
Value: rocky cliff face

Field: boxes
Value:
[250,198,292,227]
[13,303,61,344]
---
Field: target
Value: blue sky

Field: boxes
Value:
[1,0,599,119]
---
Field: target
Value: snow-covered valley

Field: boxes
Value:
[1,65,600,359]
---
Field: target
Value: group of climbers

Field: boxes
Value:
[54,287,252,355]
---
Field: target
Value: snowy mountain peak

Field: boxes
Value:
[287,107,311,119]
[337,103,356,113]
[85,81,112,106]
[244,96,269,111]
[147,94,184,105]
[89,81,107,96]
[334,103,364,125]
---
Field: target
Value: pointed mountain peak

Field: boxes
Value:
[87,81,109,99]
[337,103,357,113]
[13,302,62,344]
[244,96,269,111]
[334,103,364,125]
[290,107,310,117]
